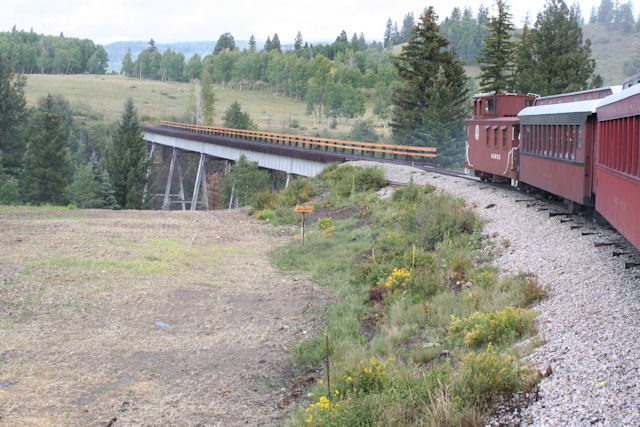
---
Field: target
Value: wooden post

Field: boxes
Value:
[325,334,331,398]
[294,205,314,245]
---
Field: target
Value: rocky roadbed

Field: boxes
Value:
[353,161,640,425]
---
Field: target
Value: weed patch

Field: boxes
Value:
[269,164,540,425]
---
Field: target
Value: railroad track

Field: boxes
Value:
[385,164,640,276]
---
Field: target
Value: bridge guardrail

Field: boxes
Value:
[159,121,436,163]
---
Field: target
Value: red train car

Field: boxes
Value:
[518,99,602,205]
[595,82,640,251]
[465,93,536,184]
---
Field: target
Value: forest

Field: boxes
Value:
[0,28,108,74]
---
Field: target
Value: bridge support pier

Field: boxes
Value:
[285,173,291,189]
[163,148,186,210]
[176,155,186,210]
[190,153,209,211]
[142,143,157,204]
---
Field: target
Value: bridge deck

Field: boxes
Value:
[142,122,437,177]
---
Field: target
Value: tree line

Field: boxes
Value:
[122,31,398,127]
[589,0,638,32]
[0,27,108,74]
[0,54,147,208]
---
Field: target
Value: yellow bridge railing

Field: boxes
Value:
[159,121,436,162]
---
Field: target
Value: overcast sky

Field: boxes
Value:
[2,0,634,45]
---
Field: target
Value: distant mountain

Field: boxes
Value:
[104,40,252,72]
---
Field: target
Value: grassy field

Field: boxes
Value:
[24,74,383,138]
[0,206,329,425]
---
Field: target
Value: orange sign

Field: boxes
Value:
[295,205,314,213]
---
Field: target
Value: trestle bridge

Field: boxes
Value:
[142,121,437,209]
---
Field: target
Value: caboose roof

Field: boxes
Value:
[518,99,603,125]
[535,86,621,101]
[597,82,640,108]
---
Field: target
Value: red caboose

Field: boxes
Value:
[595,79,640,251]
[465,93,536,185]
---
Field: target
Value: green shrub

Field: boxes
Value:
[318,217,335,237]
[251,189,284,210]
[255,209,276,221]
[406,265,442,299]
[320,164,386,198]
[448,306,536,347]
[284,177,316,205]
[457,344,525,404]
[373,230,409,265]
[391,181,435,203]
[403,191,476,250]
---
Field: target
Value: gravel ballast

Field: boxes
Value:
[352,161,640,425]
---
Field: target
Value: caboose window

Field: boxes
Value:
[600,92,607,98]
[493,126,498,147]
[501,126,507,148]
[586,94,593,100]
[485,99,493,113]
[485,125,490,147]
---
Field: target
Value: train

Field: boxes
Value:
[464,75,640,252]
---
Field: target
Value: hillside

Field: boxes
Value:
[23,74,379,138]
[584,23,640,85]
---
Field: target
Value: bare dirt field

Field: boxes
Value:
[0,206,329,426]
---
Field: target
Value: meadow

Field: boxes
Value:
[23,74,383,138]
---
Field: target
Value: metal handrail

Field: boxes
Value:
[159,120,437,160]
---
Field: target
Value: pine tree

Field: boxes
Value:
[294,31,303,50]
[0,150,20,204]
[391,7,469,169]
[106,99,150,209]
[477,0,516,92]
[213,33,236,55]
[99,169,120,209]
[68,162,102,208]
[122,49,134,76]
[223,101,255,130]
[249,35,257,51]
[0,54,27,177]
[22,94,72,205]
[271,33,282,52]
[384,19,393,47]
[514,0,602,95]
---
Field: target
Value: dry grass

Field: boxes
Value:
[0,206,329,425]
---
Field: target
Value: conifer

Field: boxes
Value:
[22,94,72,205]
[478,0,516,92]
[106,99,149,209]
[390,7,469,169]
[514,0,602,95]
